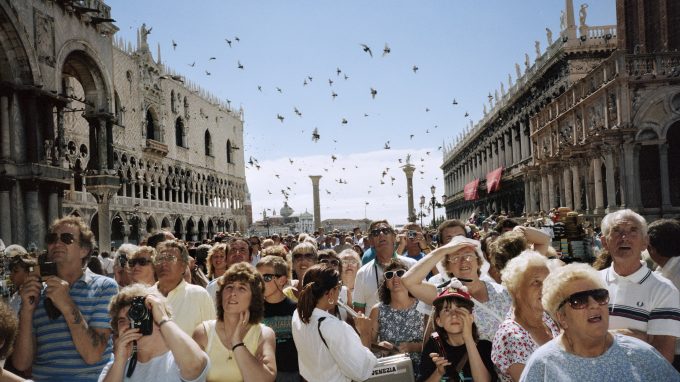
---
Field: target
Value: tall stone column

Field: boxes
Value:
[505,132,513,167]
[592,157,605,214]
[498,137,505,168]
[0,186,11,243]
[563,167,573,210]
[513,127,520,165]
[92,187,117,252]
[659,143,672,211]
[26,185,45,249]
[571,163,582,212]
[547,172,556,209]
[520,122,530,159]
[540,174,549,212]
[309,175,322,229]
[401,164,417,222]
[48,191,60,226]
[0,95,10,160]
[622,143,639,209]
[604,149,617,211]
[528,177,537,213]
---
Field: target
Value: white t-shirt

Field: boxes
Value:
[99,256,115,275]
[352,254,417,316]
[98,350,209,382]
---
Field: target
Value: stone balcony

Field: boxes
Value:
[143,139,169,157]
[63,190,244,217]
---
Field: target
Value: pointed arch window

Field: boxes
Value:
[205,130,213,156]
[226,139,232,163]
[175,117,187,147]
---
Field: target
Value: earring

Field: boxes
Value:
[327,297,334,304]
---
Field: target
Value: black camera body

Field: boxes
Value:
[118,253,128,268]
[127,296,153,335]
[408,230,417,239]
[38,252,58,278]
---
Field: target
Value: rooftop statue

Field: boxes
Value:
[579,4,588,27]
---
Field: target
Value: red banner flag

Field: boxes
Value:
[464,179,480,200]
[486,167,503,193]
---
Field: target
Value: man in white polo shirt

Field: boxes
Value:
[152,240,215,335]
[352,220,417,316]
[599,209,680,364]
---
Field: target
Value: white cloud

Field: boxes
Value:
[245,147,446,226]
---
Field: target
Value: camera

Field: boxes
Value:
[38,252,58,278]
[408,230,417,239]
[118,253,128,268]
[127,296,153,335]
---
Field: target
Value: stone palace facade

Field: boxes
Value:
[442,0,680,222]
[0,0,247,251]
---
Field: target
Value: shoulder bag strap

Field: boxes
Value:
[317,317,329,348]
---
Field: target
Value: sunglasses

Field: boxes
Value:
[128,258,152,267]
[446,254,474,264]
[319,259,340,266]
[384,269,406,279]
[558,288,609,310]
[153,255,179,264]
[370,227,393,237]
[293,253,316,261]
[46,232,77,245]
[262,274,283,282]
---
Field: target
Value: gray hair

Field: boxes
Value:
[542,263,605,318]
[501,250,549,297]
[601,209,647,238]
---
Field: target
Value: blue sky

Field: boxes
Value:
[109,0,616,226]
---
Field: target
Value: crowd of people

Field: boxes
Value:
[0,209,679,381]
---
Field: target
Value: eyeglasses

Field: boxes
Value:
[319,259,340,266]
[384,269,406,279]
[46,232,77,245]
[128,258,152,267]
[262,274,283,282]
[231,247,249,254]
[558,288,609,310]
[342,259,359,266]
[446,254,474,264]
[370,227,393,237]
[153,255,179,264]
[292,253,316,261]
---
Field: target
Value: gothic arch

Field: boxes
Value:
[56,40,113,113]
[146,215,158,234]
[0,2,41,84]
[146,107,160,141]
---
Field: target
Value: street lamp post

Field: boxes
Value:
[419,195,426,228]
[430,185,437,228]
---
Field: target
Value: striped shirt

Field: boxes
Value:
[600,263,680,337]
[31,269,118,381]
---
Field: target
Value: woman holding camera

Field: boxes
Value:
[99,284,209,382]
[292,264,377,382]
[192,263,277,382]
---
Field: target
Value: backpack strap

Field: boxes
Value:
[317,317,329,348]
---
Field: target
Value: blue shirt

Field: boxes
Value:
[520,334,680,382]
[32,269,119,381]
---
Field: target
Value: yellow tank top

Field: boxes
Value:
[203,320,263,382]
